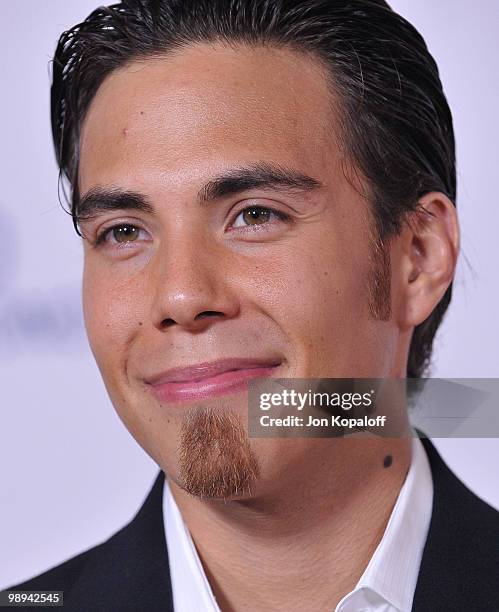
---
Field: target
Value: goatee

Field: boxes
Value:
[178,405,260,500]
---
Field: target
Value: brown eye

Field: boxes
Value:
[112,225,140,242]
[233,206,273,228]
[93,223,150,249]
[243,207,271,225]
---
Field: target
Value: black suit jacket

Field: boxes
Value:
[3,437,499,611]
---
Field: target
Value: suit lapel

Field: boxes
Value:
[412,436,499,611]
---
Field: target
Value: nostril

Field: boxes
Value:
[159,311,224,329]
[161,318,176,328]
[194,311,223,320]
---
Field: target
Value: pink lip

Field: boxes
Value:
[144,358,282,403]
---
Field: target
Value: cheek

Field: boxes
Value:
[82,260,147,379]
[252,227,388,376]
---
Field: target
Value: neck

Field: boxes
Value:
[168,436,412,612]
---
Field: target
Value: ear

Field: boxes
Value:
[394,192,459,331]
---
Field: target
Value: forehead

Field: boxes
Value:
[78,43,341,192]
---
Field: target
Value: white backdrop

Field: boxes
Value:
[1,0,498,589]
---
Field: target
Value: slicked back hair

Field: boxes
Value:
[51,0,456,378]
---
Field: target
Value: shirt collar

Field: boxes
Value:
[337,435,434,612]
[163,473,220,611]
[164,435,433,612]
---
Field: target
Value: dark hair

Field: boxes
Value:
[51,0,456,378]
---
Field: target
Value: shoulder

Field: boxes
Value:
[2,522,129,594]
[421,436,499,540]
[414,437,499,611]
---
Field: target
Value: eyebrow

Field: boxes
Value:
[197,162,323,203]
[76,162,323,223]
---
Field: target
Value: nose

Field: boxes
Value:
[150,236,240,333]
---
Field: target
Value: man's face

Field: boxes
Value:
[79,44,402,499]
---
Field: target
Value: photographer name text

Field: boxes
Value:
[260,414,387,428]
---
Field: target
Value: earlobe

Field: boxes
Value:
[397,192,459,330]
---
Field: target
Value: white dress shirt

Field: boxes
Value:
[163,436,433,612]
